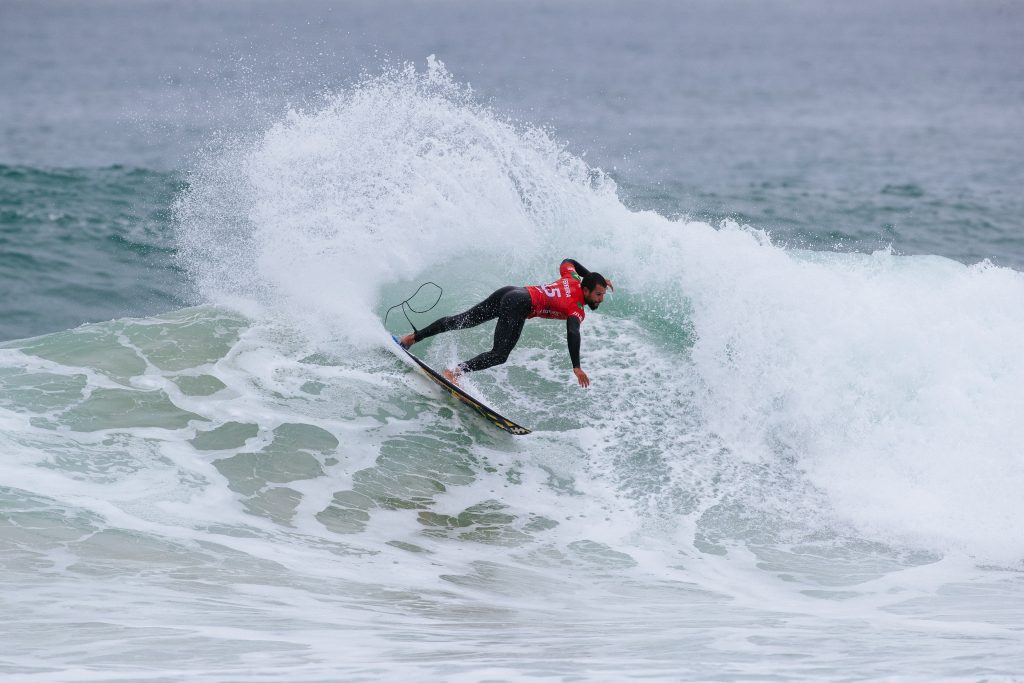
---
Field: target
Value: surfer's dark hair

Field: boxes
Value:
[581,272,607,291]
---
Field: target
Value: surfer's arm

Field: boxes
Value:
[562,259,614,290]
[567,317,589,387]
[561,259,590,281]
[567,316,582,368]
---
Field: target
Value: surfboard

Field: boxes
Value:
[390,336,531,435]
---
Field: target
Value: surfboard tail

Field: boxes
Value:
[388,337,531,435]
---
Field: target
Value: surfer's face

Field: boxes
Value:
[583,284,607,310]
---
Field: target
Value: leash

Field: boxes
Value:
[384,282,443,336]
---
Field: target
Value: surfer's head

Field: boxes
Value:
[581,272,608,310]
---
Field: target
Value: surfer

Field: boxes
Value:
[398,259,612,388]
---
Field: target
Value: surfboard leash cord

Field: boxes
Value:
[384,282,444,335]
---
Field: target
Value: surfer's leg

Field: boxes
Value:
[412,286,517,343]
[457,288,531,373]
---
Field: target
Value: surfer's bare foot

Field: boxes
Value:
[398,333,415,349]
[442,368,462,386]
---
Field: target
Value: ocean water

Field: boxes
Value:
[3,1,1024,681]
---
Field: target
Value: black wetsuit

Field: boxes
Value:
[414,286,533,372]
[413,259,591,373]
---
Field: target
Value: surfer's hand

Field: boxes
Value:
[573,367,590,388]
[605,278,614,291]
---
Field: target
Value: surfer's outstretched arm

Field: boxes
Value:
[567,317,589,388]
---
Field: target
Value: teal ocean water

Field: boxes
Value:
[3,2,1024,681]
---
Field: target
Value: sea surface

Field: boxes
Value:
[2,1,1024,681]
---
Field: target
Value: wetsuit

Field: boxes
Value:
[412,259,591,373]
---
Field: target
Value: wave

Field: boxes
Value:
[167,58,1024,564]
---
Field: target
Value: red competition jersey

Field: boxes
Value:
[527,261,586,323]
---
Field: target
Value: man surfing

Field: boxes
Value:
[398,259,612,388]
